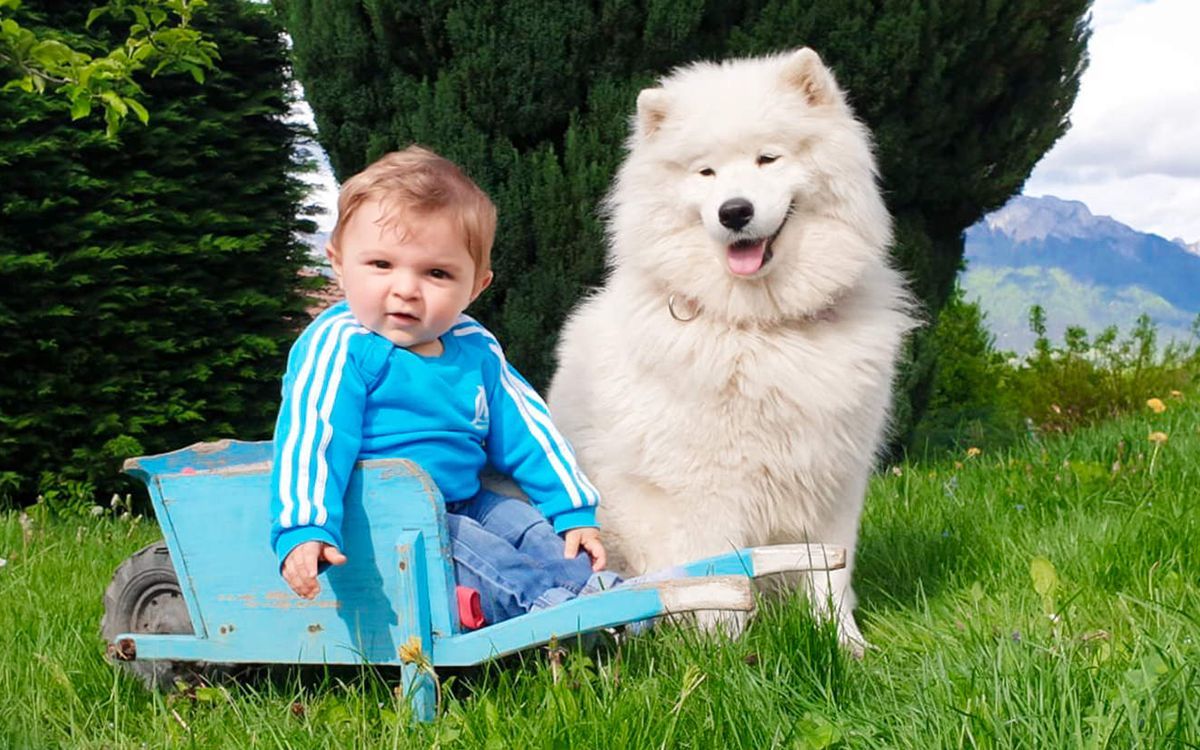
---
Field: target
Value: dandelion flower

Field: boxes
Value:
[1148,431,1168,444]
[966,447,981,458]
[1146,398,1166,413]
[1170,390,1183,399]
[398,635,427,666]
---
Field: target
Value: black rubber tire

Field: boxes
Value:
[101,541,214,691]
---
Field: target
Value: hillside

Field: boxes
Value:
[961,195,1200,352]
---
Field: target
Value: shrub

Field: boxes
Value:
[0,1,315,506]
[910,289,1022,454]
[912,301,1200,455]
[1010,308,1199,435]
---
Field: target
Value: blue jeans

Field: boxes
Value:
[446,490,607,625]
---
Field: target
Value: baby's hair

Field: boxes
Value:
[330,146,497,280]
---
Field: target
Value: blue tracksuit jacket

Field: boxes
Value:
[270,302,599,563]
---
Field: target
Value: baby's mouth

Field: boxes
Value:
[388,312,420,324]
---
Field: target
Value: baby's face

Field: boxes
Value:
[330,200,490,355]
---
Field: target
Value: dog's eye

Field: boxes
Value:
[757,154,779,166]
[698,167,715,177]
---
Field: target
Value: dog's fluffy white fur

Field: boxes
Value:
[547,49,917,652]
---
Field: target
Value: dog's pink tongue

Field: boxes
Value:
[727,241,766,276]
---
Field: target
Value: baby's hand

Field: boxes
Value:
[563,527,606,572]
[282,541,347,599]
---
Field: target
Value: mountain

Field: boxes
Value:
[1173,237,1200,257]
[961,195,1200,353]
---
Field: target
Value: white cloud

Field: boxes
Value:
[1026,0,1200,242]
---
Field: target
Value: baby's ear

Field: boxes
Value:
[635,88,671,140]
[325,243,344,288]
[471,270,494,302]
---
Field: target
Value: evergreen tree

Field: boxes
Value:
[278,0,1089,451]
[0,0,314,505]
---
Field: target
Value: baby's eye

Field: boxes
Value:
[698,167,716,177]
[756,154,779,166]
[369,259,391,270]
[429,268,452,280]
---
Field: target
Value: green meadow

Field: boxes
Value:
[1,393,1196,749]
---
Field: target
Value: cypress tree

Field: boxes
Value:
[278,0,1089,451]
[0,0,314,505]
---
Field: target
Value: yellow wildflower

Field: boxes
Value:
[1169,390,1183,399]
[398,635,425,665]
[966,447,981,458]
[1146,398,1166,414]
[1148,431,1168,445]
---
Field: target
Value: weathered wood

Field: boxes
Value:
[679,543,846,578]
[109,439,846,722]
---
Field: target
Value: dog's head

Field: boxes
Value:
[606,48,893,322]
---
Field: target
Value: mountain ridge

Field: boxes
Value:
[961,195,1200,352]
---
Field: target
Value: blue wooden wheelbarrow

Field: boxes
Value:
[102,439,846,721]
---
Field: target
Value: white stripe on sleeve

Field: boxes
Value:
[278,312,353,529]
[311,324,367,526]
[278,312,362,530]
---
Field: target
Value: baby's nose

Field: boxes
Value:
[391,274,420,298]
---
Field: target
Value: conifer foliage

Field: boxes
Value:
[279,1,1090,448]
[0,1,313,505]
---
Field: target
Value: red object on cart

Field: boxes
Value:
[456,585,486,630]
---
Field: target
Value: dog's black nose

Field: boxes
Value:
[718,198,754,231]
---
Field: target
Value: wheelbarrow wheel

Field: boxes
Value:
[101,541,227,691]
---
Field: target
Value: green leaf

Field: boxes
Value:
[85,6,107,28]
[124,97,149,124]
[130,41,155,63]
[30,39,73,66]
[104,106,120,138]
[99,90,128,117]
[968,581,985,604]
[794,713,842,749]
[1029,556,1058,597]
[69,94,92,120]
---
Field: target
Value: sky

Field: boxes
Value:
[1024,0,1200,243]
[300,0,1200,243]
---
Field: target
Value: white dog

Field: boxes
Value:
[547,49,917,653]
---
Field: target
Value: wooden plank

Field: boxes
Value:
[679,544,846,578]
[432,576,753,666]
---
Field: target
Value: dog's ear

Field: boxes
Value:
[635,88,670,139]
[782,48,839,107]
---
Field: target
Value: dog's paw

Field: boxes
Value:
[692,608,750,638]
[837,616,871,659]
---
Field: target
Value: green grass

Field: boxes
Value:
[1,394,1197,749]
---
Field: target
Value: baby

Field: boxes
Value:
[269,146,613,625]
